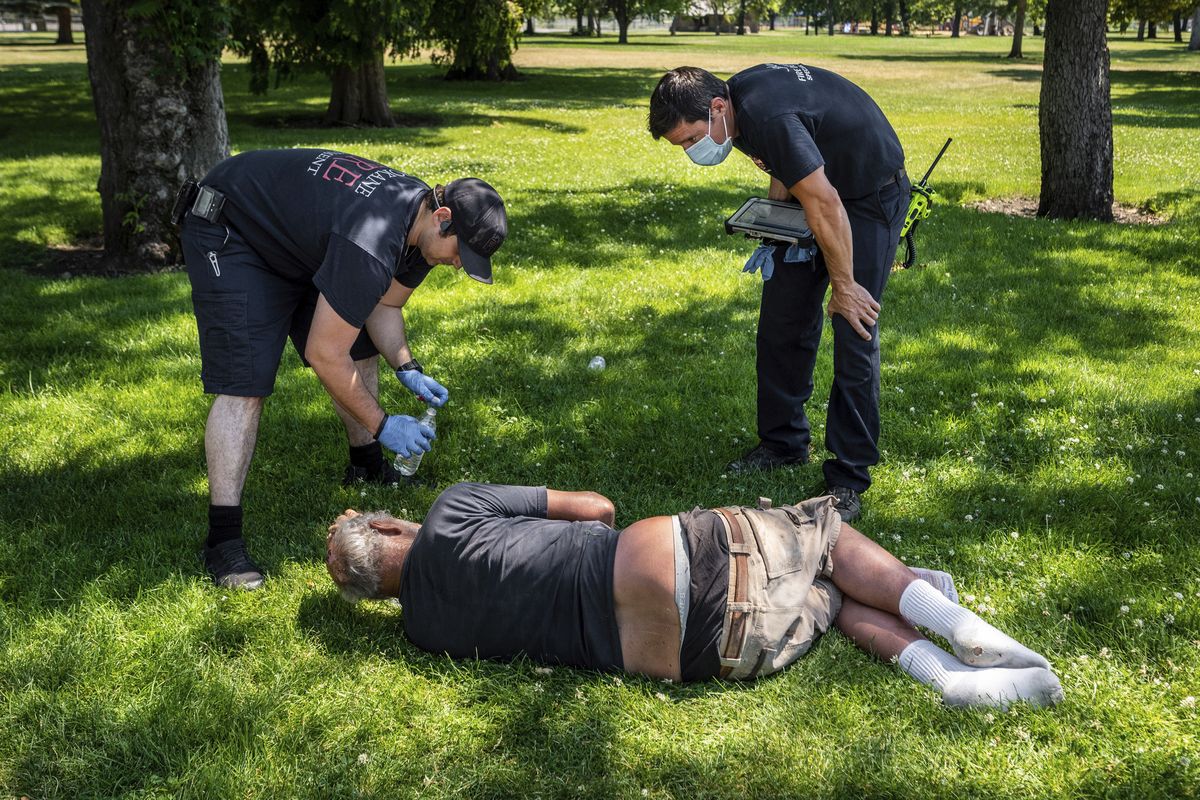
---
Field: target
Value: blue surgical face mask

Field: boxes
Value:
[685,107,734,166]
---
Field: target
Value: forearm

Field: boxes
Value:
[310,353,387,435]
[767,177,791,201]
[364,304,413,370]
[547,489,616,527]
[801,196,855,289]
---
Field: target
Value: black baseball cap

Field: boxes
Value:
[444,178,507,285]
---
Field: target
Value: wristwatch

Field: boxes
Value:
[397,359,423,373]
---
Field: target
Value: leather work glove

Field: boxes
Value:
[783,241,817,264]
[396,369,449,408]
[376,414,436,458]
[742,243,776,281]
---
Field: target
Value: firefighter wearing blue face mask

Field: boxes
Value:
[648,65,909,524]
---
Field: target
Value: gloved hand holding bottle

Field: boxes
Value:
[376,414,436,458]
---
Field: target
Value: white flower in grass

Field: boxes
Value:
[965,514,974,522]
[1127,477,1135,484]
[1165,614,1175,625]
[1156,484,1165,491]
[534,666,553,675]
[357,753,370,765]
[1010,531,1019,539]
[1133,619,1144,628]
[1120,605,1130,614]
[655,692,669,702]
[1182,696,1196,708]
[1175,592,1185,600]
[1099,647,1111,658]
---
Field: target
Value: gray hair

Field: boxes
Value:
[328,511,392,602]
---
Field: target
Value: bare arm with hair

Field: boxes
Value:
[364,280,415,370]
[788,166,880,341]
[547,489,616,527]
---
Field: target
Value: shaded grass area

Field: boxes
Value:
[1,29,1199,800]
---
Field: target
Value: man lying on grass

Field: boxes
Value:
[326,482,1063,709]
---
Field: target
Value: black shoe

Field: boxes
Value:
[827,485,862,522]
[726,443,809,473]
[342,460,406,486]
[202,538,264,590]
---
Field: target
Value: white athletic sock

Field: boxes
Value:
[898,579,1051,670]
[898,640,1064,710]
[910,566,959,604]
[897,639,960,691]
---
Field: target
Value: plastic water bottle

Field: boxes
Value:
[588,355,606,371]
[394,406,437,476]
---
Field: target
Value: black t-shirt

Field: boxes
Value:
[201,149,434,328]
[399,483,624,671]
[728,63,905,199]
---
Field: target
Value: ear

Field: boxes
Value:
[434,205,453,235]
[710,96,727,115]
[369,517,413,536]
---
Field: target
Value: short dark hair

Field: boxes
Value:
[647,66,728,140]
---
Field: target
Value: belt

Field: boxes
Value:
[714,507,751,679]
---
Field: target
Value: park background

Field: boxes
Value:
[1,5,1199,799]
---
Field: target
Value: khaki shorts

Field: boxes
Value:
[713,496,843,680]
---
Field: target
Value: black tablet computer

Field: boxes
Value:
[724,197,814,245]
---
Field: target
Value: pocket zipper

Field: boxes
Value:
[207,251,220,277]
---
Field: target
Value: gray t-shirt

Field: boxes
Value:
[399,483,624,671]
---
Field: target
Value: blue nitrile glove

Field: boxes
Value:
[396,369,449,408]
[783,240,817,264]
[377,414,435,458]
[742,243,776,281]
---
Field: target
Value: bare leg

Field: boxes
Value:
[832,522,1051,671]
[829,522,916,615]
[836,598,1064,709]
[331,356,380,447]
[206,395,265,505]
[836,596,924,662]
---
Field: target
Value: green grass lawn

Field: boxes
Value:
[1,28,1199,799]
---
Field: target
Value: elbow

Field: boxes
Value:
[588,493,616,527]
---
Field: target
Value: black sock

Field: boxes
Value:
[349,441,385,475]
[207,504,243,548]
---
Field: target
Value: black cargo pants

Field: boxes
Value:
[755,172,910,493]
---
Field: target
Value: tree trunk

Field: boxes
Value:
[1033,22,1041,35]
[1038,0,1113,221]
[769,11,777,30]
[885,0,894,34]
[952,3,962,36]
[1191,6,1200,49]
[1136,19,1145,39]
[325,53,394,126]
[1008,0,1027,56]
[80,0,229,271]
[617,16,629,42]
[54,5,74,44]
[575,6,583,34]
[871,5,879,34]
[898,0,911,33]
[525,16,534,35]
[1148,21,1156,38]
[737,0,747,34]
[827,4,835,34]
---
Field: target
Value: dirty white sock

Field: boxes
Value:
[941,666,1064,710]
[898,579,1051,670]
[899,640,1064,710]
[910,566,959,604]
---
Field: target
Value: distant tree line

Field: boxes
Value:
[41,0,1190,269]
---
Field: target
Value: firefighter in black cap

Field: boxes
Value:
[178,148,507,590]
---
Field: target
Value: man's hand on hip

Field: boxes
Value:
[377,414,436,457]
[827,282,881,341]
[396,369,449,407]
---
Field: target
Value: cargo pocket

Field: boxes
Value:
[193,292,252,391]
[744,508,808,580]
